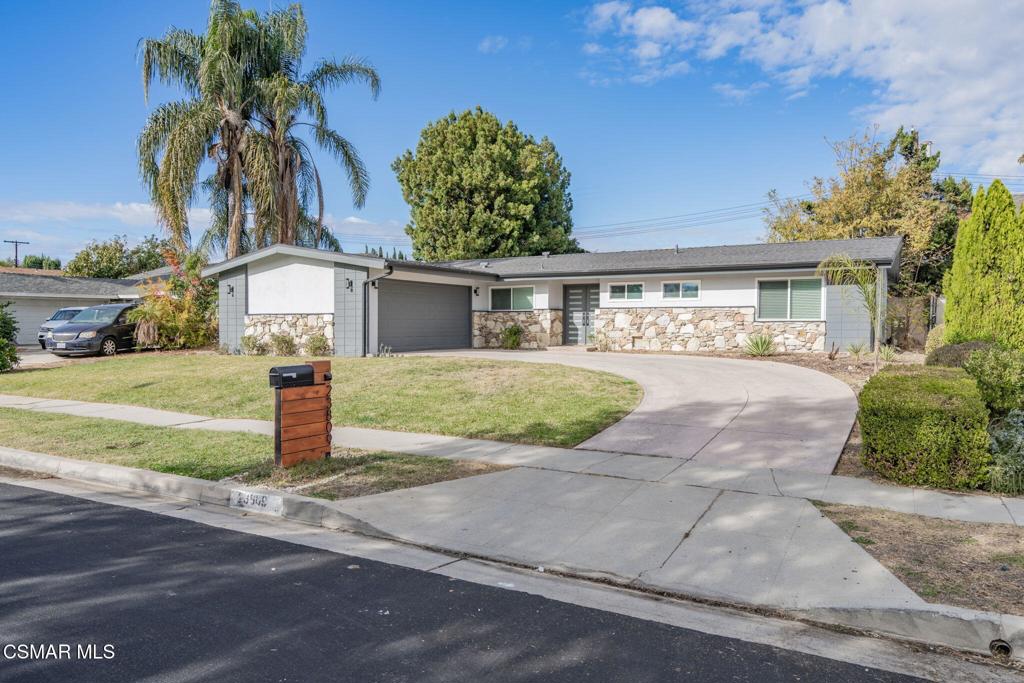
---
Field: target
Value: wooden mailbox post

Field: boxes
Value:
[269,360,332,467]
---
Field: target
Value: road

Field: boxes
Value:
[0,482,927,682]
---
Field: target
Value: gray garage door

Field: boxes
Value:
[378,280,470,352]
[4,297,102,345]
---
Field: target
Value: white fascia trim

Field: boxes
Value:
[203,244,385,277]
[497,266,828,282]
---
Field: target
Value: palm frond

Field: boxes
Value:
[138,29,203,103]
[311,126,369,208]
[304,57,381,100]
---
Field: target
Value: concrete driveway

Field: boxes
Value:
[426,349,857,474]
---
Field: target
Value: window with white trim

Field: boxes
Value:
[756,278,823,320]
[609,283,643,300]
[490,286,534,311]
[662,280,700,300]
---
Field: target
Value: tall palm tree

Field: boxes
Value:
[139,1,379,259]
[244,7,380,248]
[138,0,279,258]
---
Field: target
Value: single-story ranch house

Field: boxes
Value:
[203,236,902,356]
[0,268,145,345]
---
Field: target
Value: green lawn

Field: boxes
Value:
[0,408,503,496]
[0,407,271,480]
[0,353,640,446]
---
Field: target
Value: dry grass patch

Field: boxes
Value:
[817,501,1024,615]
[235,447,505,500]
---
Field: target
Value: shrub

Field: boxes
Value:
[270,333,297,356]
[0,339,19,373]
[858,366,991,489]
[963,347,1024,415]
[847,342,867,360]
[0,301,18,344]
[878,344,899,363]
[924,340,993,368]
[304,333,331,357]
[501,324,523,350]
[989,410,1024,495]
[241,335,267,356]
[128,250,217,349]
[924,324,945,356]
[744,333,776,357]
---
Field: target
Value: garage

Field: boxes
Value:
[377,279,471,352]
[0,271,140,345]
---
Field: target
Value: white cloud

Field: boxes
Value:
[581,42,605,55]
[477,35,509,54]
[0,200,211,229]
[581,1,1024,173]
[712,80,769,102]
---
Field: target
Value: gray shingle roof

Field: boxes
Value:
[439,237,903,278]
[0,272,141,298]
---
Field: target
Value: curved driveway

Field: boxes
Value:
[427,349,857,474]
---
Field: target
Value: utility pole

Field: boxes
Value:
[3,240,29,267]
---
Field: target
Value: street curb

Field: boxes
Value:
[2,445,1021,663]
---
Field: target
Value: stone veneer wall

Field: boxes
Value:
[593,307,826,353]
[473,310,564,349]
[244,314,334,354]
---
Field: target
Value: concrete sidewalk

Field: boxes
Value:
[1,391,1021,526]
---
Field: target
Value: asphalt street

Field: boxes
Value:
[0,482,927,682]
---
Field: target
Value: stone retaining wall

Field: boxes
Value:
[593,307,825,353]
[473,310,564,349]
[244,314,334,354]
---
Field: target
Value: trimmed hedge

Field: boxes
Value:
[858,366,991,489]
[963,347,1024,415]
[924,340,993,368]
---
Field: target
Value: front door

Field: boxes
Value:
[564,284,600,345]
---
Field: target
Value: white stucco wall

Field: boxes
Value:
[247,255,334,314]
[595,271,821,313]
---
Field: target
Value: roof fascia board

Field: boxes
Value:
[0,291,137,300]
[494,262,894,281]
[387,262,499,281]
[203,244,385,277]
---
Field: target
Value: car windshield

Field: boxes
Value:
[71,308,121,324]
[51,309,80,321]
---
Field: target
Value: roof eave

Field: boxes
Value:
[492,258,897,280]
[202,244,386,277]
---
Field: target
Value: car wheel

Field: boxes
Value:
[100,337,118,356]
[39,341,46,349]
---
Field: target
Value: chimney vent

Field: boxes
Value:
[542,251,550,258]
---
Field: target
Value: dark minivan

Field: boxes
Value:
[45,303,138,357]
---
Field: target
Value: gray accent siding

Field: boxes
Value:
[333,265,367,357]
[824,283,871,351]
[377,279,471,352]
[218,266,247,353]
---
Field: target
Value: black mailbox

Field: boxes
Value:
[269,364,315,389]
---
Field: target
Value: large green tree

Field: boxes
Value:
[19,254,61,270]
[393,107,580,261]
[944,180,1024,350]
[64,236,168,279]
[139,1,377,258]
[765,128,969,294]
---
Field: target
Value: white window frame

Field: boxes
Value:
[489,285,535,311]
[661,279,701,302]
[755,277,825,321]
[609,282,644,301]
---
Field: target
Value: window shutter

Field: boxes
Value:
[758,281,789,319]
[789,279,822,319]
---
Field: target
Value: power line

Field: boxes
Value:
[573,194,812,232]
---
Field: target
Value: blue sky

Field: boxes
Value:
[1,0,1022,263]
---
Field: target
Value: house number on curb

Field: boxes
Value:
[229,490,284,516]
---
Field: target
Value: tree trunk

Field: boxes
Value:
[226,150,244,259]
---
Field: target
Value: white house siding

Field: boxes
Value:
[247,255,334,315]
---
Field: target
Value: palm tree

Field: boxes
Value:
[138,0,279,258]
[243,8,380,248]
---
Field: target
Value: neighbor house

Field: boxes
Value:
[203,236,902,356]
[0,268,144,345]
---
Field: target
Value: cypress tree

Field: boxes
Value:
[944,180,1024,349]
